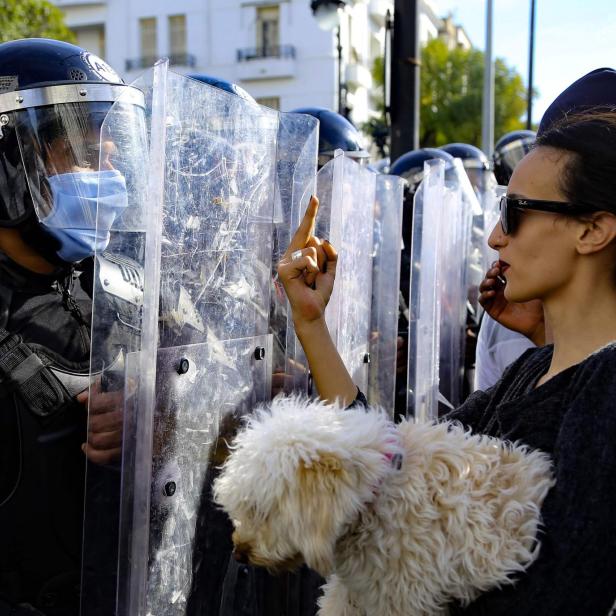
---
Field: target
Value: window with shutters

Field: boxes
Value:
[256,6,279,56]
[139,17,157,60]
[169,15,187,56]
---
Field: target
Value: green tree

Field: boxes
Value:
[420,38,527,147]
[362,38,530,153]
[0,0,76,44]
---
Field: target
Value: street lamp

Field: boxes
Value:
[310,0,347,30]
[310,0,349,116]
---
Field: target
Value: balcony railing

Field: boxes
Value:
[237,45,296,62]
[125,53,196,71]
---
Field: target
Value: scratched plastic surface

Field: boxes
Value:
[406,159,445,422]
[438,159,475,409]
[368,174,405,412]
[313,153,376,393]
[270,112,318,394]
[138,337,271,616]
[82,63,316,616]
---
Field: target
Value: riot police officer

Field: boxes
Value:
[439,143,499,397]
[177,74,317,616]
[388,148,455,415]
[389,148,454,308]
[187,73,257,103]
[492,129,535,186]
[440,142,492,196]
[0,38,144,616]
[290,106,369,168]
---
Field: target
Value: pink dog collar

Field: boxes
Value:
[385,451,404,470]
[383,431,404,470]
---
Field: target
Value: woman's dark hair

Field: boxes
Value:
[535,107,616,214]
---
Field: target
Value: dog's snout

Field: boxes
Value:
[234,550,249,564]
[233,543,251,564]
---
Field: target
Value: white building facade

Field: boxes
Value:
[52,0,467,127]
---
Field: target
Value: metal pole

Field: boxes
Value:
[337,25,344,115]
[384,9,392,119]
[526,0,536,129]
[390,0,420,161]
[481,0,495,157]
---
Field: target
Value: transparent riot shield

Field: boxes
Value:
[82,61,308,616]
[270,112,318,397]
[368,174,405,412]
[456,159,485,322]
[481,181,506,275]
[266,110,320,616]
[80,68,152,616]
[438,159,475,409]
[406,159,445,422]
[462,167,498,323]
[312,152,376,394]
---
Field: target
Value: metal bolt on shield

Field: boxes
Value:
[177,358,190,374]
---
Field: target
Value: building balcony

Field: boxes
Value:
[236,45,296,81]
[237,45,296,62]
[125,53,197,72]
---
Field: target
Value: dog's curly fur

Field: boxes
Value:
[213,396,555,616]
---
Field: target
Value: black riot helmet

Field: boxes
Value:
[492,129,535,185]
[440,142,492,194]
[291,106,369,168]
[389,147,454,194]
[186,73,257,104]
[0,38,145,263]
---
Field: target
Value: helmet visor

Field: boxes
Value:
[13,100,145,224]
[495,138,534,178]
[464,166,494,196]
[318,149,369,169]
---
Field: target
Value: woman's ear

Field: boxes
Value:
[576,212,616,255]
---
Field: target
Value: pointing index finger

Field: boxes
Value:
[285,196,319,256]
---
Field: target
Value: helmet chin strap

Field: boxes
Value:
[17,214,71,270]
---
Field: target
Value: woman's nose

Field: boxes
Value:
[98,140,118,171]
[488,220,507,250]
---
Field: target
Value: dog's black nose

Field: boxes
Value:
[233,549,249,564]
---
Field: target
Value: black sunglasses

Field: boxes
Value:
[499,196,598,235]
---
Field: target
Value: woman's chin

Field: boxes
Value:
[503,283,525,303]
[504,283,537,304]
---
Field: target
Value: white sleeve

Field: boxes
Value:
[474,314,535,391]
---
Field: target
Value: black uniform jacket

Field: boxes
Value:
[0,253,92,616]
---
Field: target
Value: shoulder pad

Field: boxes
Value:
[47,368,90,398]
[97,252,143,306]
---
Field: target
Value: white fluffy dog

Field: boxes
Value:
[213,397,555,616]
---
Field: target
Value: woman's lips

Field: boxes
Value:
[497,260,510,285]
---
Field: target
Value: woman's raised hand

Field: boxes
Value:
[479,261,546,345]
[277,196,338,327]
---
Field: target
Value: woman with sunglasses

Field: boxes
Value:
[277,107,616,614]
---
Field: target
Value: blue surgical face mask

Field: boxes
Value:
[41,169,128,263]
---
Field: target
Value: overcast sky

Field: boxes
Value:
[429,0,616,125]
